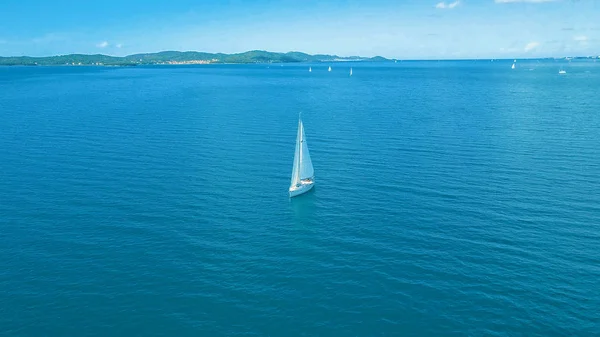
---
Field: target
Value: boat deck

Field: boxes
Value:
[289,179,314,191]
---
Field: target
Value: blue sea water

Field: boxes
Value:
[1,60,599,336]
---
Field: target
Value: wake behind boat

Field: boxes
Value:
[289,114,315,197]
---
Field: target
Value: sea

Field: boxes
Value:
[1,60,599,336]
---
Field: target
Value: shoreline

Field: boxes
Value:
[3,49,595,67]
[1,58,598,67]
[1,53,598,67]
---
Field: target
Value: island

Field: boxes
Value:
[0,50,390,66]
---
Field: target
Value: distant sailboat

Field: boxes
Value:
[309,66,312,72]
[289,114,315,197]
[350,67,353,76]
[511,62,515,70]
[328,66,332,72]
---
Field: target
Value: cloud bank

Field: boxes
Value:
[435,1,460,9]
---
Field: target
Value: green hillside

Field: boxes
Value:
[0,50,390,66]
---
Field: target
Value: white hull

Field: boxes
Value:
[289,180,314,197]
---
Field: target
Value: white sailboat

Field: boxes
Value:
[289,115,315,197]
[511,62,515,69]
[328,66,332,72]
[309,66,312,72]
[350,67,353,76]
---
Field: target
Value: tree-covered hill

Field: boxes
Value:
[0,50,390,66]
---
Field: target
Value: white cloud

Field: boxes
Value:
[96,41,109,48]
[524,41,540,52]
[495,0,557,3]
[116,43,123,48]
[436,1,460,9]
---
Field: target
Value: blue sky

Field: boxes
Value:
[0,0,598,59]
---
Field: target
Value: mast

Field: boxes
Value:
[298,117,302,183]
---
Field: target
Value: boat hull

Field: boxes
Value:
[289,181,314,197]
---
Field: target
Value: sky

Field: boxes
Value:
[0,0,598,59]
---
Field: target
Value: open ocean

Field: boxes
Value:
[1,60,599,336]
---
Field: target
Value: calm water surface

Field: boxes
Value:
[1,61,599,336]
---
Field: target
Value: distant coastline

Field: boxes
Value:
[1,50,598,67]
[0,50,390,66]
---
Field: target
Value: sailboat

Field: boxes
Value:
[511,62,515,70]
[309,66,312,72]
[328,66,332,72]
[289,114,315,197]
[350,67,353,76]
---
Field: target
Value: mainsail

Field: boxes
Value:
[299,121,314,180]
[290,120,302,187]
